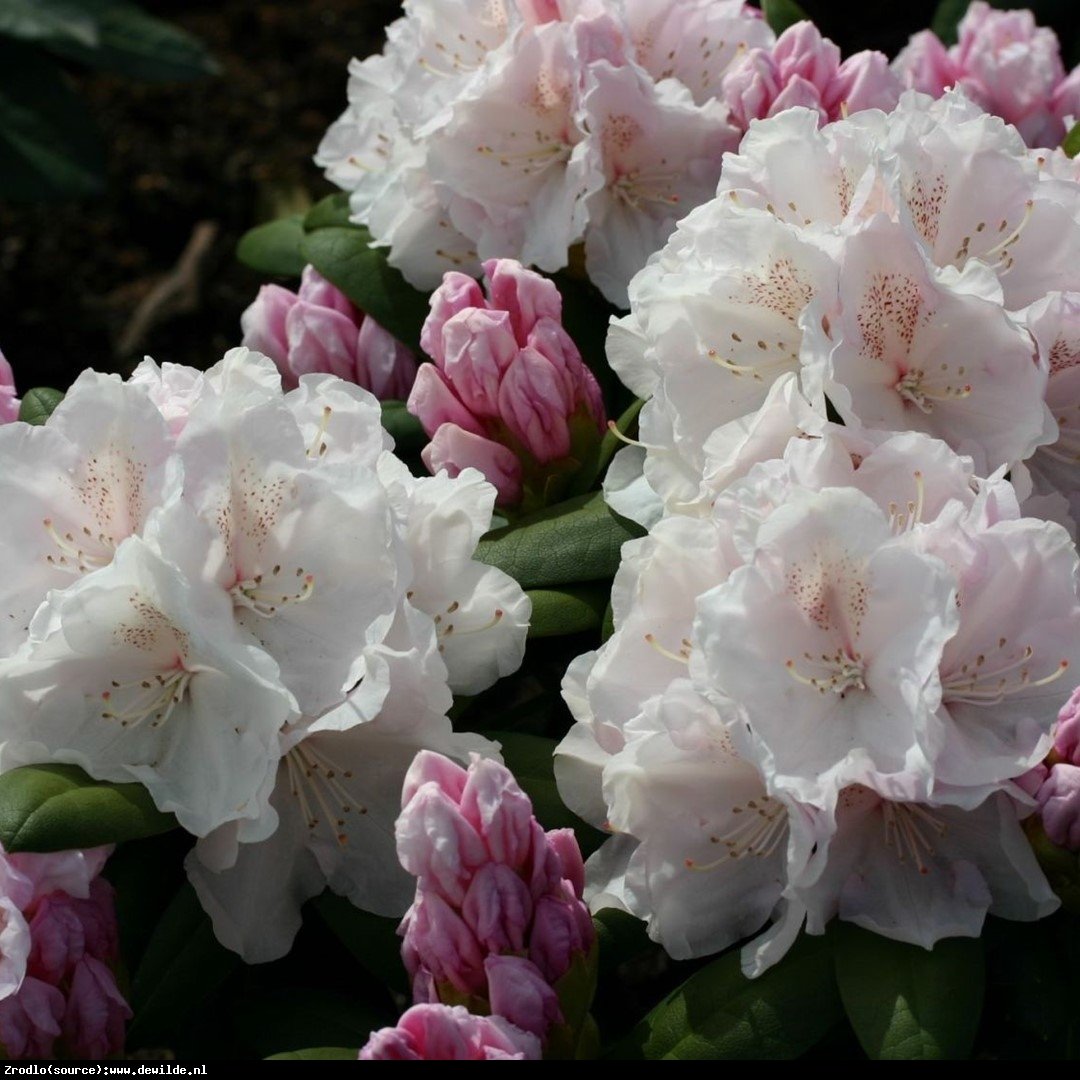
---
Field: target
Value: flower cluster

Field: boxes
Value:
[0,350,530,962]
[895,1,1080,149]
[397,751,594,1045]
[318,3,884,307]
[605,89,1080,528]
[241,264,417,398]
[560,425,1076,971]
[409,259,606,509]
[0,845,128,1060]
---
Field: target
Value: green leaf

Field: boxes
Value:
[17,386,64,425]
[128,883,240,1049]
[526,585,608,638]
[303,192,353,231]
[614,931,841,1059]
[43,0,218,81]
[0,38,106,201]
[1064,120,1080,159]
[0,0,98,47]
[833,923,985,1060]
[931,0,973,45]
[762,0,809,35]
[313,893,409,995]
[0,764,177,853]
[381,399,426,456]
[236,214,306,278]
[267,1048,359,1061]
[600,600,614,643]
[490,731,605,856]
[593,908,653,979]
[475,491,641,590]
[301,226,431,354]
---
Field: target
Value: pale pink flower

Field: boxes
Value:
[360,1003,541,1060]
[722,21,900,132]
[894,1,1080,148]
[61,957,131,1060]
[0,349,19,425]
[1056,685,1080,765]
[1036,764,1080,850]
[241,266,417,398]
[409,260,605,509]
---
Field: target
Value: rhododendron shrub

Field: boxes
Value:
[6,0,1080,1066]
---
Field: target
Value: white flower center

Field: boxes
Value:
[232,564,316,619]
[886,470,926,534]
[685,795,788,870]
[99,667,192,730]
[943,638,1069,706]
[42,518,115,576]
[786,650,867,697]
[422,597,505,654]
[882,801,947,876]
[895,367,972,414]
[285,743,367,847]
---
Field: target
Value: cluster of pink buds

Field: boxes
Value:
[0,348,18,425]
[894,1,1080,148]
[394,751,595,1048]
[360,1004,540,1061]
[721,20,901,132]
[0,846,129,1059]
[241,265,417,398]
[408,260,606,511]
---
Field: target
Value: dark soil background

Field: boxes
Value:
[0,0,1063,391]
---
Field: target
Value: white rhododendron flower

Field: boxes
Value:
[318,0,768,301]
[0,349,531,961]
[560,429,1077,971]
[613,90,1080,520]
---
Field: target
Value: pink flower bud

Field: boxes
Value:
[827,51,901,118]
[461,863,534,954]
[545,829,585,899]
[529,892,594,984]
[522,821,566,901]
[241,265,416,397]
[61,956,131,1060]
[459,758,536,869]
[892,30,957,98]
[0,977,65,1060]
[5,847,111,906]
[422,425,524,507]
[401,892,487,996]
[483,259,562,347]
[360,1004,541,1060]
[413,261,605,508]
[27,896,86,984]
[240,284,295,372]
[402,750,471,808]
[1038,763,1080,850]
[772,22,841,89]
[484,955,563,1039]
[0,348,19,425]
[396,784,490,906]
[1057,685,1080,765]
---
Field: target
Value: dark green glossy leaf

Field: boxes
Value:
[0,38,105,201]
[313,892,409,995]
[491,731,605,856]
[475,491,640,589]
[303,192,352,231]
[1064,120,1080,159]
[762,0,809,36]
[17,386,64,425]
[44,0,218,81]
[614,931,841,1059]
[381,399,426,456]
[593,908,653,979]
[236,214,306,278]
[127,883,240,1049]
[301,225,431,354]
[267,1048,359,1060]
[0,764,177,853]
[526,585,608,638]
[0,0,98,47]
[833,923,984,1060]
